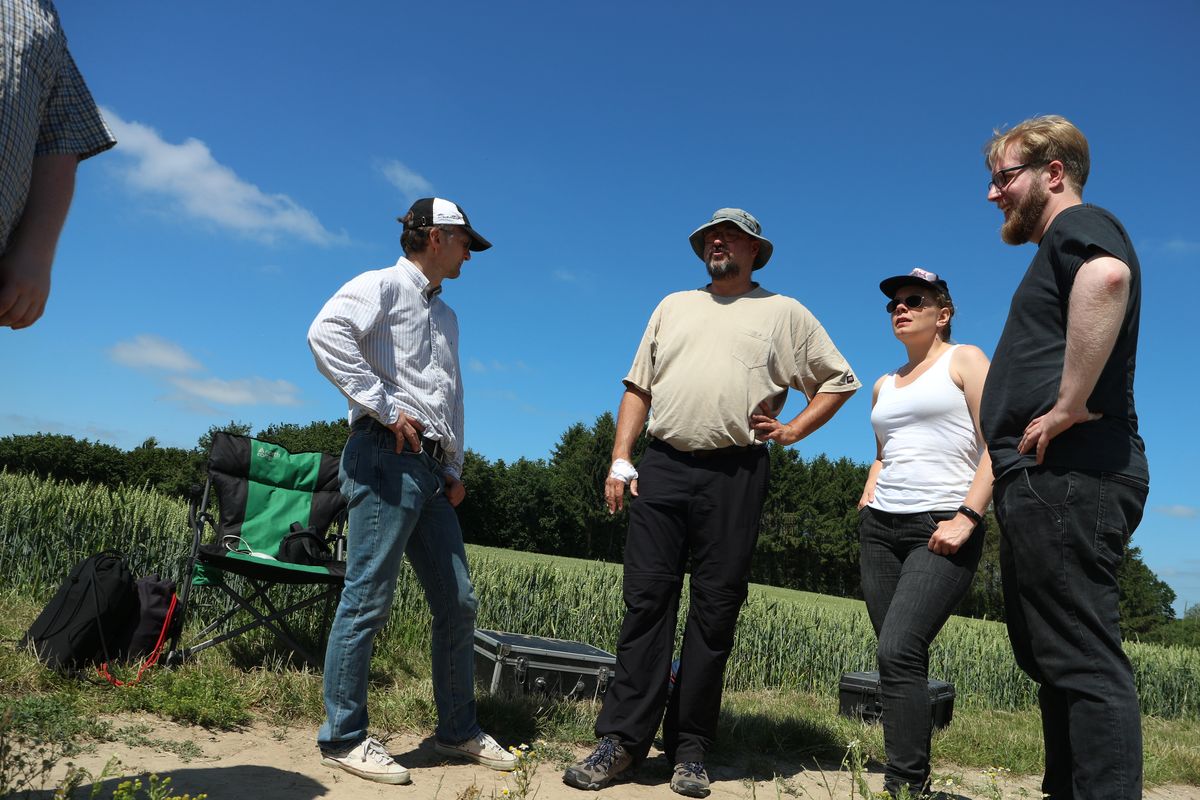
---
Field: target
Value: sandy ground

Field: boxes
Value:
[32,714,1200,800]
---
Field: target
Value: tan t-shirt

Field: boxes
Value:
[625,285,860,452]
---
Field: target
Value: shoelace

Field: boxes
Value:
[677,762,706,779]
[360,738,393,765]
[473,732,500,754]
[584,737,620,769]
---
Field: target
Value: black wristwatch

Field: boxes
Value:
[957,504,984,525]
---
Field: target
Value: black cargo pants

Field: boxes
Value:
[595,438,769,764]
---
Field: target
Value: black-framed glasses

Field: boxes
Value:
[989,161,1047,192]
[702,226,748,243]
[886,294,933,314]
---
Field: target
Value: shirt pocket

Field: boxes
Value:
[732,329,770,369]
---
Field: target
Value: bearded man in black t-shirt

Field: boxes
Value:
[980,115,1149,800]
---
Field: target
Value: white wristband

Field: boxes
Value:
[608,458,638,483]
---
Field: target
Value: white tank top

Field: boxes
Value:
[869,345,982,513]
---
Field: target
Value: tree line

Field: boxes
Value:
[0,416,1186,644]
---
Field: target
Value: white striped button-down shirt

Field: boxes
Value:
[308,257,465,479]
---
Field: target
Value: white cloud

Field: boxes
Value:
[102,107,344,246]
[466,358,530,374]
[106,334,302,410]
[1155,560,1200,580]
[553,268,583,284]
[168,376,301,407]
[108,334,202,372]
[379,159,433,198]
[0,414,125,442]
[1164,239,1200,255]
[1155,505,1199,519]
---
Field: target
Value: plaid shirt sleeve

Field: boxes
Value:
[1,0,116,250]
[35,39,117,160]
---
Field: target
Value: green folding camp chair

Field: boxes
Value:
[168,432,347,667]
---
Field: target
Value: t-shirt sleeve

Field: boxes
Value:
[1049,208,1134,286]
[792,307,861,399]
[623,304,662,394]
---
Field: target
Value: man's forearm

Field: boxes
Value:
[781,390,853,441]
[611,386,651,461]
[7,154,77,264]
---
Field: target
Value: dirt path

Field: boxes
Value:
[37,714,1200,800]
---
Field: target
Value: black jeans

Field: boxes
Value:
[996,467,1148,800]
[595,439,769,764]
[858,506,983,797]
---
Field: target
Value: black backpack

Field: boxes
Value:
[20,551,137,671]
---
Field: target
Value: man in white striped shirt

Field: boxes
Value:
[308,197,517,785]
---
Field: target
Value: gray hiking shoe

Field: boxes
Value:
[670,761,711,798]
[562,736,633,790]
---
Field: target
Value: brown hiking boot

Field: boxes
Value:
[562,736,633,790]
[670,761,711,798]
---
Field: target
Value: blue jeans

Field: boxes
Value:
[996,467,1148,800]
[858,507,983,797]
[318,422,480,750]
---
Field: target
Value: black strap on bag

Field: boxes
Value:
[277,522,345,576]
[20,551,136,672]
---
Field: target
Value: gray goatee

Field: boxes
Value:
[706,255,742,280]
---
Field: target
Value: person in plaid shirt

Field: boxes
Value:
[1,0,116,329]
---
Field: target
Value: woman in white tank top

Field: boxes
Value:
[856,269,993,799]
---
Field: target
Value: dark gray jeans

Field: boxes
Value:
[996,466,1148,800]
[858,506,983,797]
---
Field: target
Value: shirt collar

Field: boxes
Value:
[395,256,443,300]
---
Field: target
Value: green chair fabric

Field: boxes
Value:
[169,432,347,666]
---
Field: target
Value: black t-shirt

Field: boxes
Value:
[981,204,1148,482]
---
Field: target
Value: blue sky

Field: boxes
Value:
[3,1,1197,613]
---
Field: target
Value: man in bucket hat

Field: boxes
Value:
[564,208,859,797]
[308,197,517,784]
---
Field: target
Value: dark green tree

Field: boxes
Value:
[1118,546,1176,637]
[256,419,351,456]
[197,420,252,453]
[125,436,203,497]
[458,449,502,547]
[0,432,128,486]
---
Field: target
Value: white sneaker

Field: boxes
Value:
[321,736,412,784]
[435,731,519,771]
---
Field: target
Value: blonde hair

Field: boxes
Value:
[984,115,1090,194]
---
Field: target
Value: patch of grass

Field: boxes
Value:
[2,693,113,746]
[114,723,205,762]
[101,660,252,729]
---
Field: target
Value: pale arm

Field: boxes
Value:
[857,375,887,509]
[929,345,995,555]
[0,154,78,329]
[1018,254,1129,464]
[605,385,652,514]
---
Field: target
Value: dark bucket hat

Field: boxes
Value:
[688,208,773,270]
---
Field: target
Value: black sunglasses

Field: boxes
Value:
[886,295,934,314]
[989,161,1049,192]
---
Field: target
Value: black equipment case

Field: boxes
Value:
[838,670,956,730]
[473,629,616,701]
